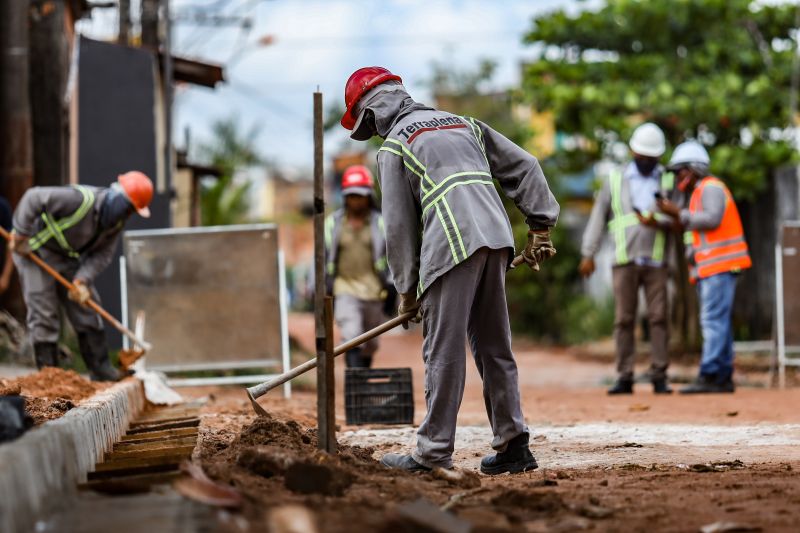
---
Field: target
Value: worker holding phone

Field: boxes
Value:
[580,123,677,395]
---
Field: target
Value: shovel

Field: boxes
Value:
[0,227,152,352]
[246,311,417,416]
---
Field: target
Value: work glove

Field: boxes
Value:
[68,279,92,306]
[515,230,556,272]
[397,292,422,330]
[9,232,31,256]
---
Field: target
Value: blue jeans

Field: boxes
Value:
[697,272,738,381]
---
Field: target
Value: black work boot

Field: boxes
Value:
[380,453,432,472]
[78,331,121,381]
[680,374,735,394]
[480,432,538,475]
[652,378,673,394]
[33,342,59,369]
[607,377,634,395]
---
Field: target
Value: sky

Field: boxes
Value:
[77,0,591,171]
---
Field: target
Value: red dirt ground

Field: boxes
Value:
[174,313,800,532]
[0,367,108,424]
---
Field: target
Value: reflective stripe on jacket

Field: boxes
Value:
[606,169,674,264]
[686,177,751,282]
[377,113,559,297]
[324,208,390,295]
[13,185,123,282]
[29,185,95,258]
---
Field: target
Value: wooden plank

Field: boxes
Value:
[87,463,182,481]
[130,415,198,428]
[105,444,196,461]
[126,418,199,434]
[120,427,197,443]
[113,436,198,452]
[94,451,191,472]
[80,471,182,493]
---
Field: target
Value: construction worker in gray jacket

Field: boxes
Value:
[9,171,154,380]
[325,165,391,368]
[340,67,559,474]
[579,123,675,395]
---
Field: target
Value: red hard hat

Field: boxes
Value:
[117,171,154,218]
[341,165,373,196]
[340,67,402,130]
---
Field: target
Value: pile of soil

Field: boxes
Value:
[199,412,596,532]
[198,408,800,532]
[0,368,108,424]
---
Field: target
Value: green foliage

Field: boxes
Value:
[198,117,261,226]
[522,0,799,199]
[503,168,614,344]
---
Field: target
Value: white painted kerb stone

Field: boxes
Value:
[0,379,145,533]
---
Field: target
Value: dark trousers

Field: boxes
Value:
[612,263,669,380]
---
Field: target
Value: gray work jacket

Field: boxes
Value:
[13,185,122,282]
[371,90,559,296]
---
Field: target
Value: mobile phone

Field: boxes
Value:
[633,207,643,215]
[654,191,664,200]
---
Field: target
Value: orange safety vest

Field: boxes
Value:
[685,177,751,282]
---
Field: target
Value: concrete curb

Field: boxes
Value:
[0,378,145,533]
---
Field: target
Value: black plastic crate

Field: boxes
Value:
[345,368,414,425]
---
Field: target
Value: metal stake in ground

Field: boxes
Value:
[313,89,336,453]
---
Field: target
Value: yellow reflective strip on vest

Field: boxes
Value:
[609,170,629,264]
[661,171,674,190]
[28,185,95,254]
[684,231,694,245]
[324,215,334,248]
[652,231,665,262]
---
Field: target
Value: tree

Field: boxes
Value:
[198,117,261,226]
[522,0,800,346]
[522,0,799,199]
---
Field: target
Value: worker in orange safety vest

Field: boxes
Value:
[652,141,751,393]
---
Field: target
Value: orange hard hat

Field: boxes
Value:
[340,67,402,130]
[117,171,153,218]
[341,165,373,196]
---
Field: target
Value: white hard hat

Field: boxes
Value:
[629,122,666,157]
[668,141,710,169]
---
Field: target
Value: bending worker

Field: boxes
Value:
[580,123,675,395]
[340,67,559,474]
[325,165,391,368]
[655,141,750,394]
[10,172,154,381]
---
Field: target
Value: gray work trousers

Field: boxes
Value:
[413,247,527,469]
[13,250,104,344]
[612,263,669,381]
[334,293,384,357]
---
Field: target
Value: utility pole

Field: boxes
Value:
[141,0,160,49]
[0,0,32,318]
[0,0,33,203]
[28,0,67,187]
[162,0,173,197]
[118,0,131,45]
